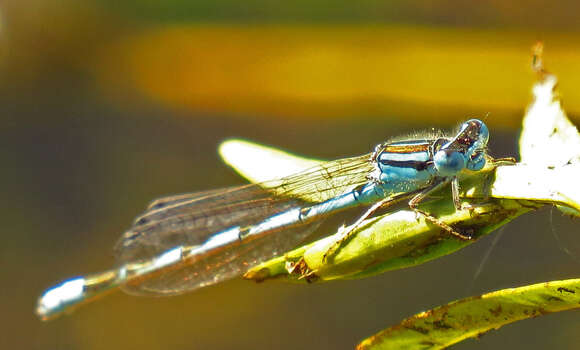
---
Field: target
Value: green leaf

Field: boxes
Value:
[356,278,580,350]
[243,197,530,283]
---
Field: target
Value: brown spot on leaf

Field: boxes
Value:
[489,305,502,317]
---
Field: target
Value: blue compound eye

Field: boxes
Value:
[434,149,466,176]
[456,119,488,150]
[476,121,489,146]
[467,151,486,171]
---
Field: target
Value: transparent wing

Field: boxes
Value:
[264,154,373,202]
[115,154,373,295]
[121,219,322,296]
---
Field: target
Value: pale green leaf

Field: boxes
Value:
[356,278,580,350]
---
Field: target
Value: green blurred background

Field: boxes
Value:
[2,1,579,349]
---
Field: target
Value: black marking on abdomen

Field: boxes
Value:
[299,207,311,220]
[238,226,251,241]
[353,184,365,199]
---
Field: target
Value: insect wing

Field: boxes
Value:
[115,155,373,295]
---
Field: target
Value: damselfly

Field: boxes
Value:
[37,119,497,320]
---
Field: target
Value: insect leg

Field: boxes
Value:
[409,177,472,240]
[322,190,421,262]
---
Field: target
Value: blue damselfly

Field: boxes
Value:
[37,119,500,320]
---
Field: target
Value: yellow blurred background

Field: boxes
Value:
[1,1,578,349]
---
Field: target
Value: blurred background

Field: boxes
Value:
[2,1,579,349]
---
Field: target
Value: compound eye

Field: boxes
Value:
[463,121,482,142]
[434,149,466,176]
[467,151,486,171]
[467,119,489,145]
